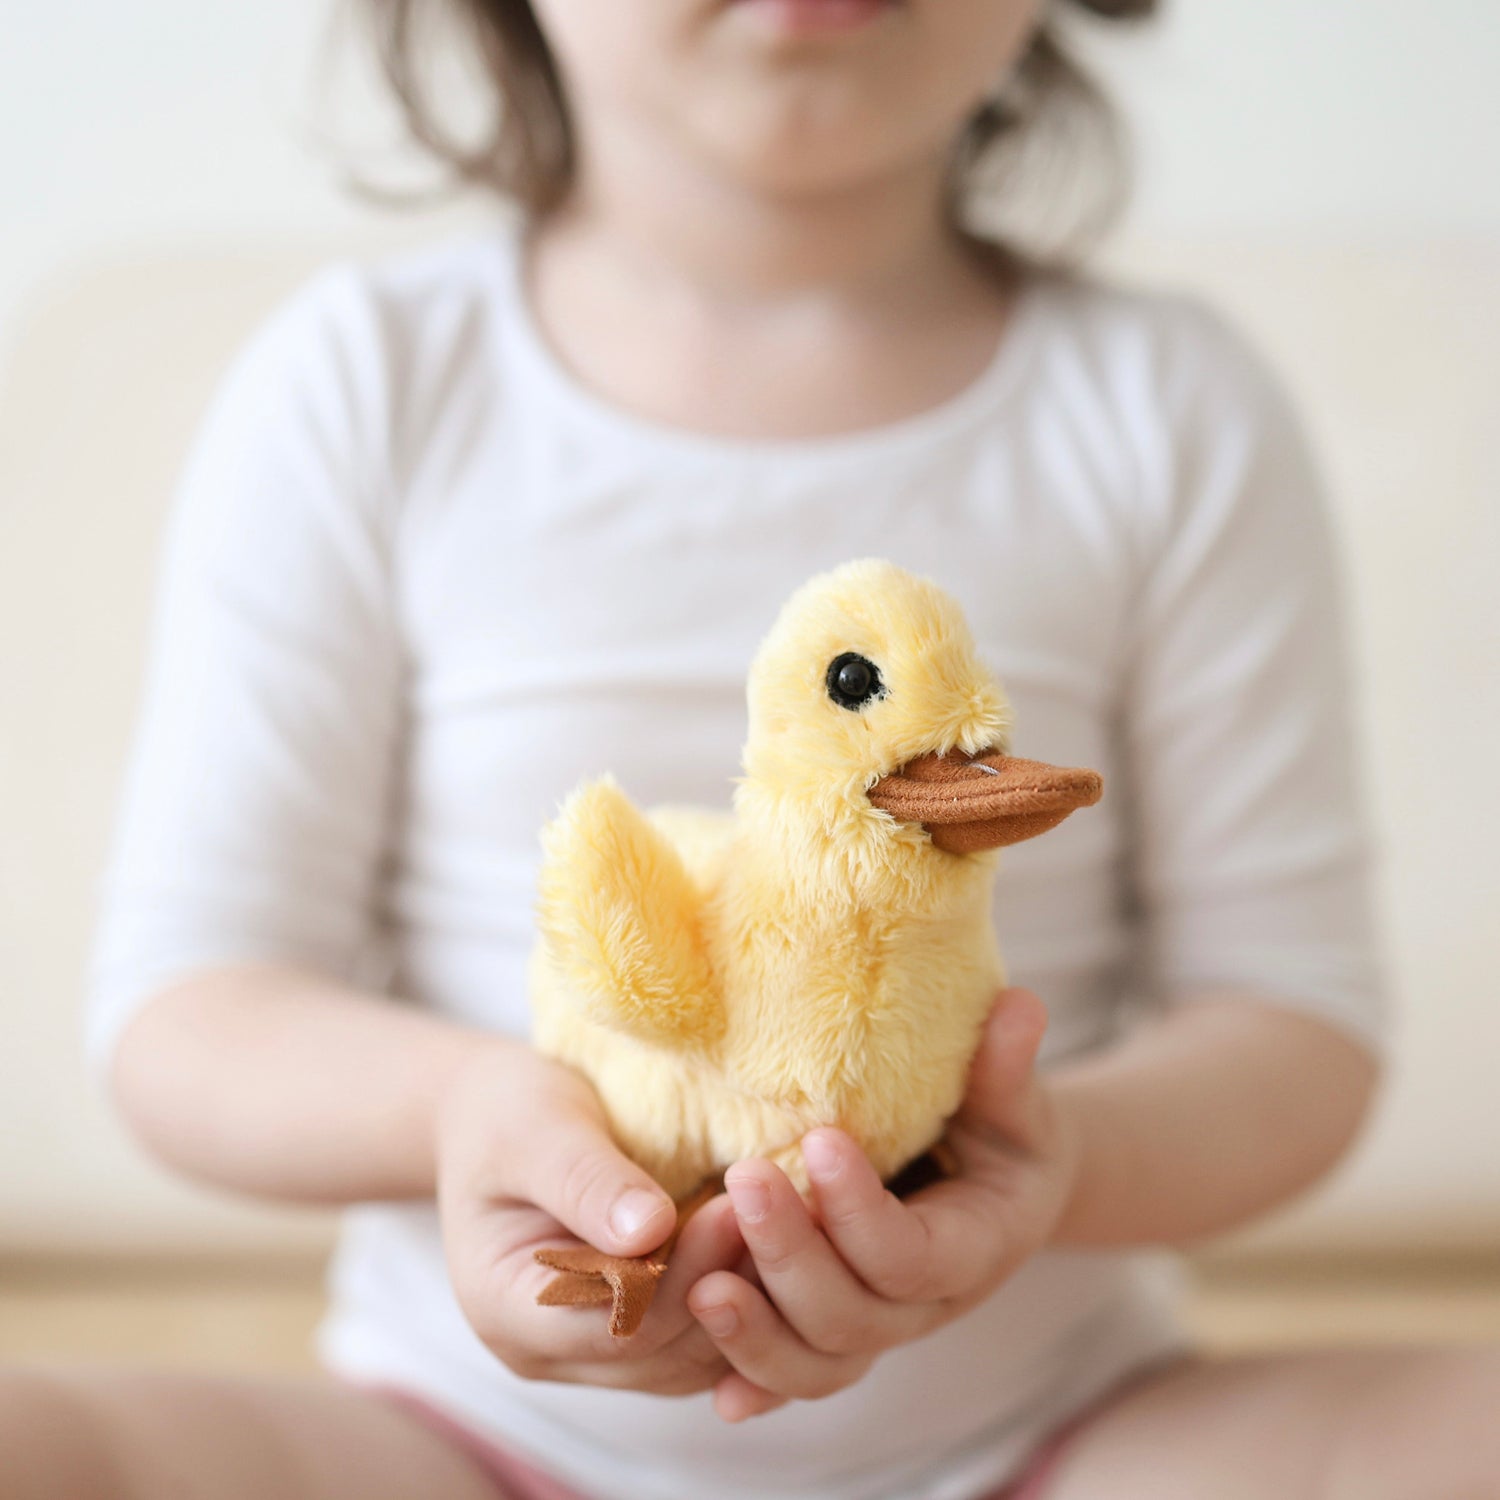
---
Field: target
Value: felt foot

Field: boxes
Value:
[533,1177,722,1339]
[534,1247,667,1338]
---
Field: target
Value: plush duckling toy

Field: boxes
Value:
[530,559,1102,1336]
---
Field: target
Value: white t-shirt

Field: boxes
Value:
[88,224,1388,1500]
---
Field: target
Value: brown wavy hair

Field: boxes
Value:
[360,0,1158,261]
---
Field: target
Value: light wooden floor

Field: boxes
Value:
[2,1255,1499,1373]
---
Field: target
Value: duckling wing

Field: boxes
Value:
[536,777,723,1050]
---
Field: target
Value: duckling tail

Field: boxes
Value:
[537,776,723,1050]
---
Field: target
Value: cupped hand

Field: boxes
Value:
[436,1038,745,1395]
[687,987,1079,1421]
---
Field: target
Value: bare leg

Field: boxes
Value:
[1046,1347,1500,1500]
[0,1368,505,1500]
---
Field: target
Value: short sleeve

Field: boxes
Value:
[85,267,405,1074]
[1121,304,1391,1054]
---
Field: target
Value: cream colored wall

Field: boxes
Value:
[0,257,341,1255]
[2,1,1498,1256]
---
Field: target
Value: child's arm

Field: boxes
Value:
[110,962,503,1204]
[110,960,748,1394]
[89,275,740,1398]
[1049,989,1379,1246]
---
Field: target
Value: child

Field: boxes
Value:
[8,0,1498,1496]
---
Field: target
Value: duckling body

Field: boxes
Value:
[530,561,1102,1228]
[531,795,1004,1200]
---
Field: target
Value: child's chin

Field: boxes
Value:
[683,82,923,196]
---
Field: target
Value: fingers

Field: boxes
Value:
[800,1129,945,1302]
[500,1084,675,1258]
[642,1193,745,1345]
[534,1200,744,1389]
[535,1191,746,1356]
[688,1270,874,1408]
[721,1159,932,1354]
[712,1372,790,1423]
[437,1047,737,1392]
[459,1192,743,1381]
[803,1128,1023,1305]
[955,987,1050,1151]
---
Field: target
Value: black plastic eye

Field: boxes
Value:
[826,652,885,711]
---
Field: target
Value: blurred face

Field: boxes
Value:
[528,0,1044,196]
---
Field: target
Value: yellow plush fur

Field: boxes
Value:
[531,559,1016,1200]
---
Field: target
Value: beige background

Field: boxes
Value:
[1,2,1497,1262]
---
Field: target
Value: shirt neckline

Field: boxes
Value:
[488,222,1047,467]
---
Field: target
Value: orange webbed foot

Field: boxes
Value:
[533,1246,667,1339]
[532,1178,722,1339]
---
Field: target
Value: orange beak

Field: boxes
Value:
[866,748,1103,854]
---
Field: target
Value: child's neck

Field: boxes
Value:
[547,117,970,306]
[521,118,1019,440]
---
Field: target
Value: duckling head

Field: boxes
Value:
[735,559,1101,909]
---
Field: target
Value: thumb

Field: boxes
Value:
[957,987,1050,1148]
[520,1100,676,1258]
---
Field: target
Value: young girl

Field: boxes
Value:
[8,0,1498,1496]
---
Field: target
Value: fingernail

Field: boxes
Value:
[801,1130,842,1181]
[725,1173,770,1225]
[610,1188,669,1242]
[695,1302,739,1338]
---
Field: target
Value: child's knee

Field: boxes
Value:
[1334,1349,1500,1497]
[0,1368,137,1500]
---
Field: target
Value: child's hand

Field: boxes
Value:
[436,1039,745,1395]
[686,988,1078,1422]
